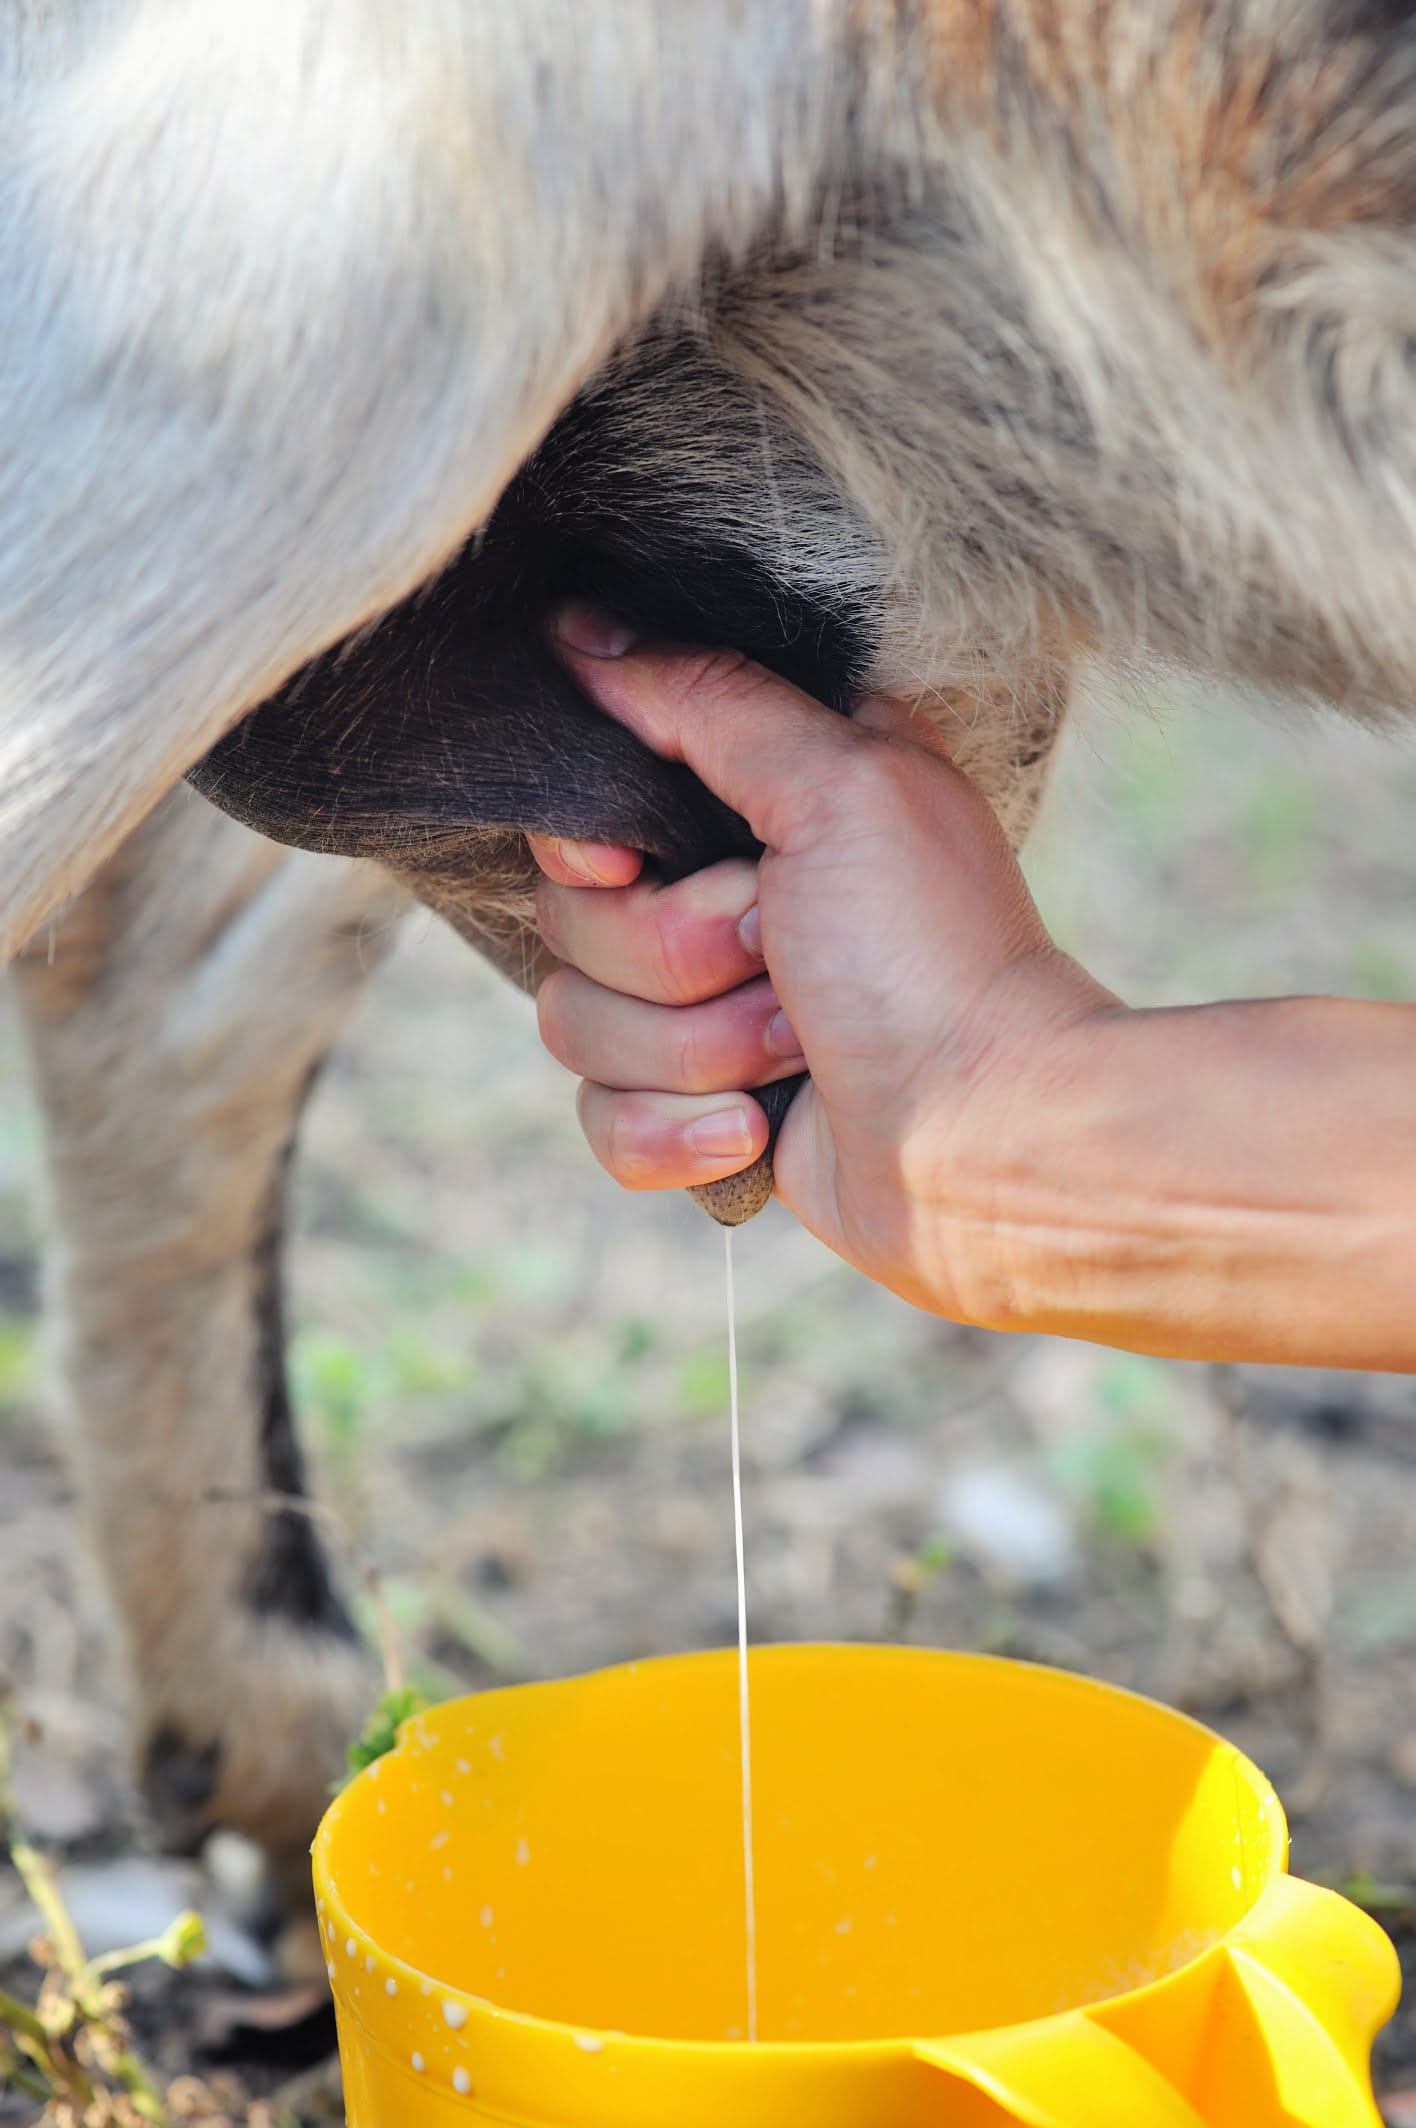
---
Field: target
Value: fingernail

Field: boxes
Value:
[554,602,637,658]
[737,904,763,960]
[548,838,623,886]
[765,1008,801,1058]
[686,1109,756,1161]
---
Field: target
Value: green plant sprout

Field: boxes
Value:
[0,1710,206,2124]
[342,1684,432,1785]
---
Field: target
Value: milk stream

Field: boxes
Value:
[725,1226,758,2042]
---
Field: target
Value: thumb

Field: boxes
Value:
[553,608,865,854]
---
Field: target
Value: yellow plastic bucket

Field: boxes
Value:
[312,1644,1399,2125]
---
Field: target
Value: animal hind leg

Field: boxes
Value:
[12,790,405,1937]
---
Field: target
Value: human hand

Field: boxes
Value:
[529,608,1113,1319]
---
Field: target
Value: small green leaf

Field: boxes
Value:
[155,1910,207,1968]
[342,1686,431,1785]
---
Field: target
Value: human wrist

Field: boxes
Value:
[919,1000,1139,1338]
[871,949,1123,1327]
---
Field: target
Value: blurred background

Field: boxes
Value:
[6,678,1416,2118]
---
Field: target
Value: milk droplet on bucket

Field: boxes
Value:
[456,1758,471,1775]
[453,2068,472,2095]
[346,1938,357,1958]
[386,1976,398,1996]
[366,1955,376,1974]
[488,1735,504,1760]
[443,2000,468,2030]
[411,2052,425,2073]
[441,1790,454,1807]
[515,1838,531,1866]
[430,1829,449,1851]
[326,1961,336,1982]
[480,1904,494,1928]
[574,2033,605,2054]
[1232,1866,1243,1890]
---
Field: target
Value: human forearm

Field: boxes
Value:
[934,994,1416,1368]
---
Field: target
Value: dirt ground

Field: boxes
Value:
[6,678,1416,2119]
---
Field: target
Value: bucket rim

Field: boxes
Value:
[312,1641,1290,2073]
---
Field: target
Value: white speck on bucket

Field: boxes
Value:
[443,2000,468,2030]
[835,1917,853,1935]
[453,2068,472,2095]
[573,2034,604,2054]
[441,1790,454,1807]
[488,1735,504,1761]
[1232,1866,1243,1890]
[386,1977,398,1996]
[863,1855,877,1870]
[430,1830,449,1851]
[377,1798,387,1815]
[421,1981,433,1997]
[455,1758,471,1775]
[443,1866,453,1881]
[326,1918,335,1940]
[326,1962,336,1983]
[411,2052,425,2073]
[515,1838,531,1866]
[480,1904,494,1928]
[366,1955,376,1974]
[345,1939,357,1958]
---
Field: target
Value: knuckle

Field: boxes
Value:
[673,1010,711,1093]
[852,731,913,805]
[603,1102,657,1189]
[535,969,575,1062]
[533,881,565,958]
[657,645,755,709]
[770,750,861,851]
[652,907,710,1007]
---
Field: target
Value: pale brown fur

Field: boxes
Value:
[8,0,1416,1917]
[13,795,403,1916]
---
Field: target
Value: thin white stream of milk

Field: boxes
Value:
[725,1226,758,2042]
